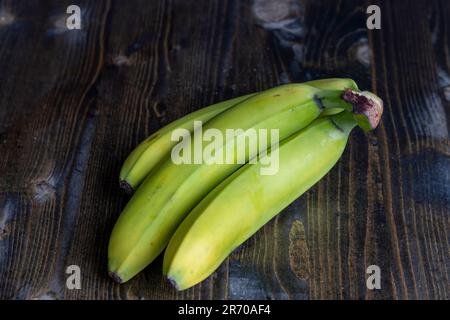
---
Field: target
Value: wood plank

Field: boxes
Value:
[367,0,449,299]
[0,0,111,299]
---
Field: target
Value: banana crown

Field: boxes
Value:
[341,89,383,131]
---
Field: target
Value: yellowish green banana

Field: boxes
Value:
[119,78,358,193]
[163,92,383,290]
[108,81,359,283]
[119,94,254,193]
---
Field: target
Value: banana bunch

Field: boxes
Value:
[108,79,383,289]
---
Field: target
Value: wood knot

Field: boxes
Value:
[109,54,134,67]
[0,9,15,27]
[152,101,167,119]
[32,180,56,203]
[253,0,299,23]
[0,224,10,240]
[443,86,450,102]
[288,220,310,280]
[355,41,371,67]
[32,291,59,300]
[0,193,17,240]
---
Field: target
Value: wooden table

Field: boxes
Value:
[0,0,448,300]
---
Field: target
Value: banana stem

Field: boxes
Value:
[330,112,357,134]
[315,89,383,131]
[341,89,384,131]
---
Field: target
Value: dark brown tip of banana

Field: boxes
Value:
[119,180,134,195]
[167,277,181,291]
[342,89,384,129]
[109,271,124,284]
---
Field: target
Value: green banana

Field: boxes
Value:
[163,92,383,290]
[119,94,254,193]
[108,81,358,283]
[119,78,358,193]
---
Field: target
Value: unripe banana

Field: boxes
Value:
[163,93,383,290]
[108,82,357,283]
[119,94,254,193]
[119,78,358,192]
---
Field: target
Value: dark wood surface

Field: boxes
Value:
[0,0,448,300]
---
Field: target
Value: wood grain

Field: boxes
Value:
[0,0,448,299]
